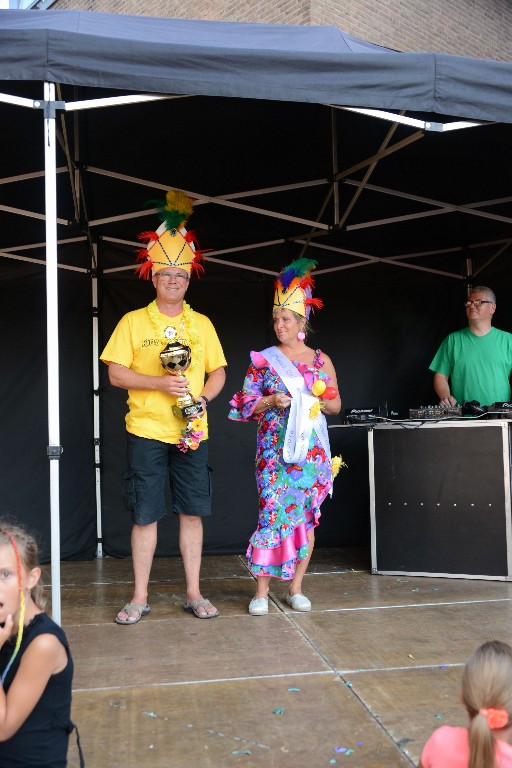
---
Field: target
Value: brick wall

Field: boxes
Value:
[311,0,512,60]
[49,0,512,61]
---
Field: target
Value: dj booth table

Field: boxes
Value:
[368,420,512,581]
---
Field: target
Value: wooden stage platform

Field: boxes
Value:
[49,547,512,767]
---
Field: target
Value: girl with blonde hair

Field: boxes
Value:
[0,519,81,767]
[420,640,512,768]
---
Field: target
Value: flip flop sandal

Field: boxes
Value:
[183,598,219,619]
[115,602,150,625]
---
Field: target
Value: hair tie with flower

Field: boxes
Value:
[479,708,509,730]
[178,417,205,453]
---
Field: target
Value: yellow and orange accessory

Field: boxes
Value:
[135,189,205,279]
[273,258,324,319]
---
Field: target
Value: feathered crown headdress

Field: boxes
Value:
[135,189,205,280]
[273,258,324,319]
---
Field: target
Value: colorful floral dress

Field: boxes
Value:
[228,347,333,580]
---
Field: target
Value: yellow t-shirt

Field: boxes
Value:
[100,304,227,444]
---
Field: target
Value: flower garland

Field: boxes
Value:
[147,299,203,371]
[178,417,205,453]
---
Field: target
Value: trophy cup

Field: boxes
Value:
[160,341,203,419]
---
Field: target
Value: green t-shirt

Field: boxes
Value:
[429,327,512,406]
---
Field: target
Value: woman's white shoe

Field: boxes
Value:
[248,597,269,615]
[286,593,311,611]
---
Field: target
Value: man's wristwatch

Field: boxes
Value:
[200,395,210,410]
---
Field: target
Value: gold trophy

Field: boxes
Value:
[160,341,203,419]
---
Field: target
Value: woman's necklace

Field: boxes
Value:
[147,299,203,371]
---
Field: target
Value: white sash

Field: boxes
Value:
[262,346,331,468]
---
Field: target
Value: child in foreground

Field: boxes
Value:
[0,519,80,767]
[419,640,512,768]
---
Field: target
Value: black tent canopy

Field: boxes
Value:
[1,10,512,621]
[2,10,512,278]
[2,11,511,281]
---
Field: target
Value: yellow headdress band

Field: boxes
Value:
[273,258,324,319]
[135,189,205,279]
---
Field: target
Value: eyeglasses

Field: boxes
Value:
[156,272,188,282]
[464,300,494,308]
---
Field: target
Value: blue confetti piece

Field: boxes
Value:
[357,742,363,747]
[334,746,347,753]
[439,665,448,669]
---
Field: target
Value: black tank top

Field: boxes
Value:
[0,612,74,767]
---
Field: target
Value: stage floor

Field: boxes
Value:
[47,547,512,767]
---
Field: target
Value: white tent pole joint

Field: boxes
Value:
[33,98,66,118]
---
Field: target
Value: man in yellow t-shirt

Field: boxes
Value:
[100,190,227,624]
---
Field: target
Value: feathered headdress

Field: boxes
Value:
[135,189,205,280]
[273,258,324,318]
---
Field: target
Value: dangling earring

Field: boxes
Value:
[297,331,306,341]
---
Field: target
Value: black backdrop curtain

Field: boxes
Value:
[4,252,511,562]
[0,260,96,562]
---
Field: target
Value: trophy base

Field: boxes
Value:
[172,401,204,419]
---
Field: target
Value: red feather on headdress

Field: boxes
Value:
[190,253,205,278]
[300,274,315,291]
[305,297,324,314]
[137,231,159,244]
[134,259,153,280]
[184,230,206,277]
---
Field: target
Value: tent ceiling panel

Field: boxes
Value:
[1,11,512,281]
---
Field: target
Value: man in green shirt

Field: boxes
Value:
[429,286,512,407]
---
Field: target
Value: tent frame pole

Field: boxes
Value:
[91,246,103,558]
[44,81,62,625]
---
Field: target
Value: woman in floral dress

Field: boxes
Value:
[229,259,342,615]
